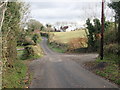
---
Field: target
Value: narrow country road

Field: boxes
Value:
[29,37,118,88]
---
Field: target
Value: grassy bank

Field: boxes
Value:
[3,42,44,88]
[48,43,66,53]
[3,60,27,88]
[47,30,88,52]
[2,45,27,88]
[20,44,44,60]
[84,55,120,86]
[3,46,28,88]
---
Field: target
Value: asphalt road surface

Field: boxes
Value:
[29,37,118,88]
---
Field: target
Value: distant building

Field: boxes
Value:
[53,25,78,32]
[60,26,69,32]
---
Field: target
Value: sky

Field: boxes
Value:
[27,0,114,28]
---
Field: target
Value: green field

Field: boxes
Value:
[49,30,87,44]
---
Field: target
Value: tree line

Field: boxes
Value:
[86,1,120,72]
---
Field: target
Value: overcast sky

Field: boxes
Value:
[27,0,114,27]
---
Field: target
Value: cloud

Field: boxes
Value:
[25,0,111,2]
[29,1,114,27]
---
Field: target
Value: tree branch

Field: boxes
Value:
[0,2,8,31]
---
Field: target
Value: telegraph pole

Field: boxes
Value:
[100,0,104,60]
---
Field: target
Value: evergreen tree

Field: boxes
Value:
[109,1,120,72]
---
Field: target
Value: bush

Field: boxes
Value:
[32,34,39,44]
[67,38,87,51]
[23,37,35,46]
[21,46,34,60]
[104,30,117,45]
[48,42,67,52]
[17,33,26,46]
[2,60,27,88]
[104,43,120,65]
[104,44,118,55]
[40,32,49,37]
[17,36,35,46]
[21,44,43,60]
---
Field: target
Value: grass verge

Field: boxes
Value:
[3,60,27,88]
[84,56,120,86]
[20,44,44,60]
[3,43,44,88]
[47,43,66,53]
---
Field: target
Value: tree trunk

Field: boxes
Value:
[118,16,120,77]
[118,17,120,57]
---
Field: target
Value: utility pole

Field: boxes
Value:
[100,0,104,60]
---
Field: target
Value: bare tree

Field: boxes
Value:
[0,1,8,31]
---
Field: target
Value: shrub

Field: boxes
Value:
[23,37,35,46]
[17,36,35,46]
[32,34,39,44]
[104,30,117,45]
[21,46,34,60]
[67,38,87,51]
[40,32,49,37]
[104,44,118,55]
[104,43,120,65]
[21,44,43,60]
[48,42,67,52]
